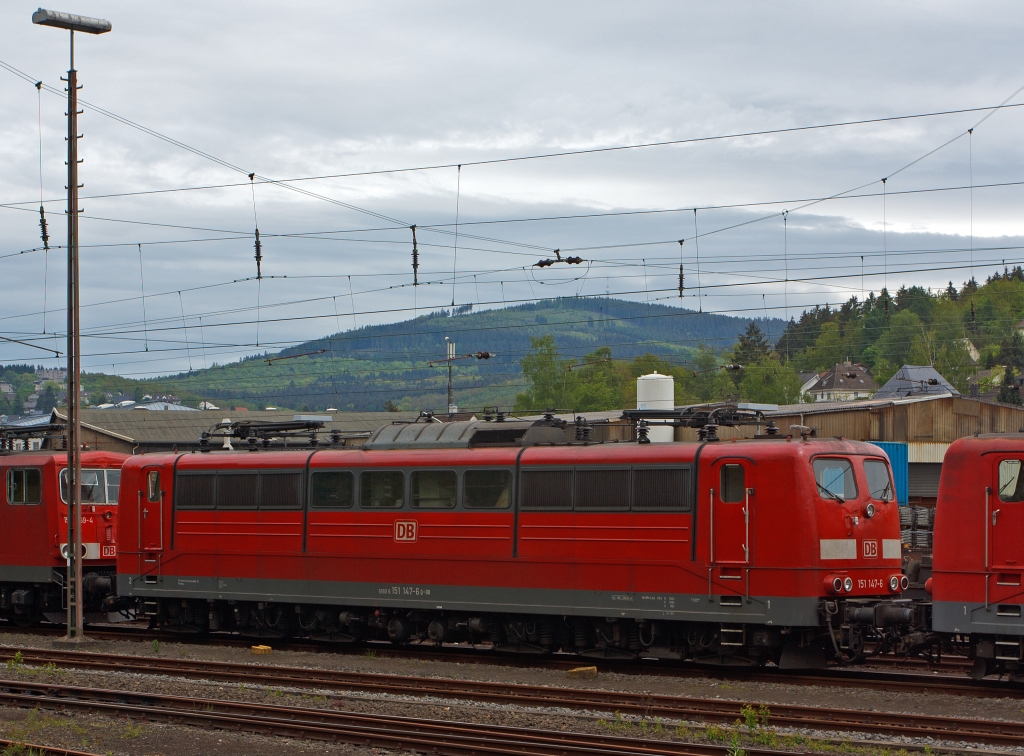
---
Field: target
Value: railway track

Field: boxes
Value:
[0,739,100,756]
[0,647,1021,749]
[0,677,801,756]
[1,622,1011,701]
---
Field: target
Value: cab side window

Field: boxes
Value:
[6,469,41,505]
[864,460,894,501]
[998,459,1024,502]
[720,465,745,503]
[147,471,161,503]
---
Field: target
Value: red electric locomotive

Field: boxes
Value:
[0,449,128,625]
[931,433,1024,677]
[116,418,906,666]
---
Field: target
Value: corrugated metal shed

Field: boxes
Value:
[673,395,1024,445]
[908,463,943,499]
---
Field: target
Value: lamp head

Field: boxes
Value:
[32,8,111,34]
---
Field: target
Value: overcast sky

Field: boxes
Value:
[1,1,1023,377]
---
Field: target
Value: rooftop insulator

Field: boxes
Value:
[636,420,651,444]
[766,421,780,436]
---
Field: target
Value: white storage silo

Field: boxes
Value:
[636,372,674,443]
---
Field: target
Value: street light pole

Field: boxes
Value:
[32,8,111,642]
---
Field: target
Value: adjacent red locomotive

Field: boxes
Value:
[116,418,905,666]
[0,449,128,626]
[930,434,1024,677]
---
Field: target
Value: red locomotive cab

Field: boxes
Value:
[932,435,1024,677]
[57,452,126,566]
[0,449,127,626]
[809,449,904,596]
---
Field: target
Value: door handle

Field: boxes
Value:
[993,509,1001,526]
[142,508,148,519]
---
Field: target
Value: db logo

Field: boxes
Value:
[862,540,878,559]
[395,520,418,542]
[101,545,116,558]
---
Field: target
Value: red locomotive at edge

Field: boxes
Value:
[0,450,128,626]
[930,434,1024,678]
[115,417,908,666]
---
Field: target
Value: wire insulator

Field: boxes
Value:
[38,206,49,251]
[254,228,263,280]
[411,225,419,286]
[678,264,684,297]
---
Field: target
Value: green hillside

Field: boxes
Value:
[83,297,782,413]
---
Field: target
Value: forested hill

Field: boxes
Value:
[102,298,783,412]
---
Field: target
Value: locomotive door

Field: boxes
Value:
[139,468,164,574]
[991,457,1024,570]
[712,461,752,565]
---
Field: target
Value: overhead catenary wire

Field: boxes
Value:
[2,52,1023,379]
[35,80,50,334]
[177,291,192,372]
[452,165,461,307]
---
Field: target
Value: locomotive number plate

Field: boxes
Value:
[857,577,888,590]
[395,520,418,542]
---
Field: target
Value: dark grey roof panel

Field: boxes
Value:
[363,421,479,449]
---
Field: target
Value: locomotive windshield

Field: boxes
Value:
[813,458,857,502]
[59,468,120,505]
[864,460,894,501]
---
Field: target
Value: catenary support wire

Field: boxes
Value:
[177,291,193,371]
[693,209,703,313]
[138,244,149,351]
[452,165,461,307]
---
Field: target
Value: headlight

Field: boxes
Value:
[865,503,876,518]
[843,577,854,592]
[900,575,909,591]
[832,576,843,593]
[889,575,900,591]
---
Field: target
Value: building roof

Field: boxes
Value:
[807,362,878,394]
[874,365,960,400]
[50,408,424,446]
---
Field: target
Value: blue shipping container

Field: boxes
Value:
[870,441,909,506]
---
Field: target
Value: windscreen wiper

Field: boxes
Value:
[817,481,845,503]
